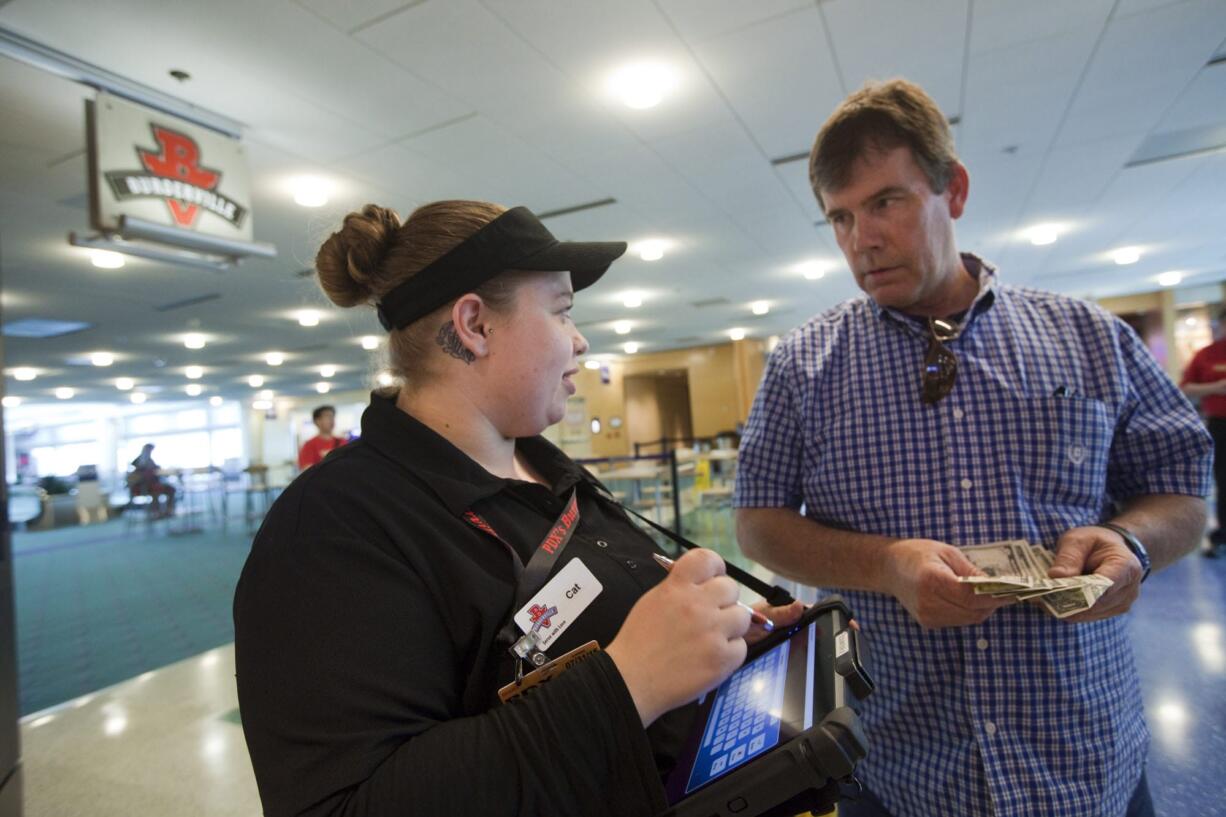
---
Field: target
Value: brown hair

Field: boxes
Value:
[809,78,958,209]
[315,200,524,385]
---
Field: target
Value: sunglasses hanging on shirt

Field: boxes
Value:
[922,316,959,404]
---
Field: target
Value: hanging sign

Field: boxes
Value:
[87,92,254,241]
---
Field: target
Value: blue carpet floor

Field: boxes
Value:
[12,516,254,715]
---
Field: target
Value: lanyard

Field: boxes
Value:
[590,480,796,608]
[463,489,580,666]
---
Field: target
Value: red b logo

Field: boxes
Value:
[138,126,221,227]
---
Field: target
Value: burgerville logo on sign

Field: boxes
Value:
[103,125,247,230]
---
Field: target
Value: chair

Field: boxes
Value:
[123,473,169,534]
[243,465,272,530]
[74,480,109,525]
[7,485,47,531]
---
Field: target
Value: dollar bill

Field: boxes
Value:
[960,541,1036,578]
[956,539,1113,618]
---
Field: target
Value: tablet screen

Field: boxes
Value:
[663,617,833,804]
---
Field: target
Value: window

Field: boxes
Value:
[30,442,103,478]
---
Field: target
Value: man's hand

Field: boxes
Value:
[883,539,1014,629]
[1048,526,1144,622]
[745,600,805,645]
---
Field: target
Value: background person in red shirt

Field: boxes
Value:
[297,405,345,470]
[1181,306,1226,557]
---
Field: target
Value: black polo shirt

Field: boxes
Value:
[234,391,692,817]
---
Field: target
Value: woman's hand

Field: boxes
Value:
[605,548,751,727]
[744,600,806,645]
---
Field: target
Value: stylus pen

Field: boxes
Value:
[651,553,774,632]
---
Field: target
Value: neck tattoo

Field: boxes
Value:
[437,322,475,364]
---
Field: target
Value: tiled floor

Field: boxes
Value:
[1130,548,1226,816]
[19,645,259,817]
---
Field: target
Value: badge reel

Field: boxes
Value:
[512,628,549,676]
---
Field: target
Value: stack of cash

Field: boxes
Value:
[957,540,1113,619]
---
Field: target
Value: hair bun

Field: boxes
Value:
[315,204,402,307]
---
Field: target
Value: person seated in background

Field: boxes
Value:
[127,443,176,518]
[296,404,345,470]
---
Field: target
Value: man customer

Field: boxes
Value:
[735,78,1211,817]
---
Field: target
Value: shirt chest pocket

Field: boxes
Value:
[1008,395,1113,506]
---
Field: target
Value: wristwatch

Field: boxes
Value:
[1095,522,1151,582]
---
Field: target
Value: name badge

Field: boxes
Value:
[513,558,602,652]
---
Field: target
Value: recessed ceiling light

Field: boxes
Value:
[183,333,206,350]
[209,395,223,407]
[584,360,602,370]
[1157,270,1184,287]
[315,382,331,394]
[248,375,265,388]
[257,389,274,400]
[2,396,22,408]
[320,365,336,378]
[55,387,75,400]
[1025,223,1060,246]
[606,61,679,110]
[376,370,395,387]
[265,352,284,366]
[185,384,203,397]
[130,392,147,404]
[622,291,644,308]
[185,365,204,380]
[252,399,273,411]
[291,176,331,208]
[90,352,114,367]
[12,367,38,381]
[1113,246,1142,265]
[795,260,831,280]
[89,249,124,269]
[360,335,380,351]
[728,328,747,341]
[613,320,633,335]
[751,301,770,316]
[631,239,670,262]
[623,341,640,354]
[297,310,321,327]
[115,378,134,391]
[4,318,92,339]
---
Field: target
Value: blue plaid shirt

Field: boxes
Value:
[734,256,1211,817]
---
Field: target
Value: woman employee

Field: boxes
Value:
[233,200,802,817]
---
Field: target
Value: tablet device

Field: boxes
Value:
[659,596,872,817]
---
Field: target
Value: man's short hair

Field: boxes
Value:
[312,405,336,421]
[809,78,959,209]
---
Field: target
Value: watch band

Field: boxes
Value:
[1095,522,1151,582]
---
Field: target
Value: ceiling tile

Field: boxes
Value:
[821,0,968,115]
[690,6,846,160]
[654,0,812,43]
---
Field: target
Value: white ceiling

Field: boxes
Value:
[1,0,1225,406]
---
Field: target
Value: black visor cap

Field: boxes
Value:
[376,206,626,331]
